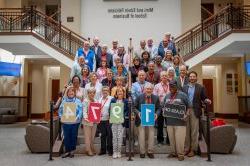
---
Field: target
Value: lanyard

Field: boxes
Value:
[100,97,108,111]
[180,76,185,87]
[139,83,145,93]
[145,96,152,104]
[169,93,177,104]
[161,82,168,93]
[148,72,154,83]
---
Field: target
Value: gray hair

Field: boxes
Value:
[144,82,154,89]
[87,87,96,93]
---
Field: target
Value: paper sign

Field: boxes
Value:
[110,103,124,124]
[141,104,155,126]
[61,102,76,123]
[163,103,186,119]
[88,102,102,123]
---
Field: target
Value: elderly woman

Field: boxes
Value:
[161,50,174,71]
[130,56,146,83]
[85,72,102,101]
[59,87,83,158]
[96,59,108,82]
[82,87,98,156]
[167,66,176,81]
[65,75,85,101]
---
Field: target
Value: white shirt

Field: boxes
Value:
[98,96,112,121]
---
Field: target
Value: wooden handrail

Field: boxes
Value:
[201,6,213,17]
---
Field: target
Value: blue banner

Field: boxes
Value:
[141,104,155,126]
[0,61,21,77]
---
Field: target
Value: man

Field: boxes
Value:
[176,65,189,91]
[146,38,158,59]
[153,71,170,145]
[158,33,177,57]
[101,69,116,91]
[132,70,149,102]
[134,40,147,58]
[90,36,102,62]
[183,71,211,157]
[108,40,119,57]
[146,61,159,85]
[162,80,191,161]
[77,41,96,72]
[134,83,161,159]
[70,56,86,80]
[96,44,113,69]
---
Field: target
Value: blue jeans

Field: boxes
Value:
[63,123,80,152]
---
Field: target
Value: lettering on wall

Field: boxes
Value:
[107,8,153,19]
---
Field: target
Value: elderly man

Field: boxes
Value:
[158,33,177,57]
[134,83,161,159]
[132,70,149,102]
[162,80,191,161]
[77,41,96,72]
[108,40,119,57]
[134,40,147,58]
[146,38,158,59]
[146,61,159,85]
[183,71,211,157]
[96,44,113,69]
[176,65,189,91]
[90,36,102,60]
[70,56,86,80]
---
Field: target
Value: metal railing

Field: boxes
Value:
[175,5,250,61]
[0,6,87,59]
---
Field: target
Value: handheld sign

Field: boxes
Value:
[88,102,102,123]
[163,103,186,119]
[110,103,124,124]
[141,104,155,126]
[61,102,77,123]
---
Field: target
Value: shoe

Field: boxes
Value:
[69,152,74,158]
[61,152,70,158]
[117,152,122,158]
[167,153,177,158]
[113,152,118,159]
[98,151,106,155]
[126,152,134,157]
[178,155,185,161]
[187,151,195,157]
[147,153,154,159]
[140,154,145,158]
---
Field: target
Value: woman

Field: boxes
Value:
[141,51,150,71]
[110,88,129,159]
[161,50,174,71]
[173,55,184,77]
[96,59,108,82]
[81,65,90,88]
[101,69,116,91]
[82,87,98,156]
[130,56,146,83]
[66,75,85,101]
[113,63,128,79]
[167,67,176,81]
[98,86,113,156]
[59,87,83,158]
[85,72,102,101]
[111,76,126,98]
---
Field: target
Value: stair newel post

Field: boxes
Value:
[69,31,72,54]
[127,37,133,161]
[59,21,62,48]
[30,5,33,32]
[205,103,212,162]
[10,17,13,32]
[49,101,54,161]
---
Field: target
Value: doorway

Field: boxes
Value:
[51,79,60,103]
[203,79,214,112]
[201,3,214,20]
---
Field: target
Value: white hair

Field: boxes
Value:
[144,82,154,89]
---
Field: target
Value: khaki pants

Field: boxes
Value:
[167,126,186,157]
[185,109,199,152]
[84,123,97,153]
[138,126,154,154]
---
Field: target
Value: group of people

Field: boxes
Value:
[57,33,211,161]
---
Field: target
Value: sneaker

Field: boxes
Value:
[69,152,74,158]
[178,155,185,161]
[187,151,195,157]
[117,152,122,158]
[113,152,118,159]
[61,152,70,158]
